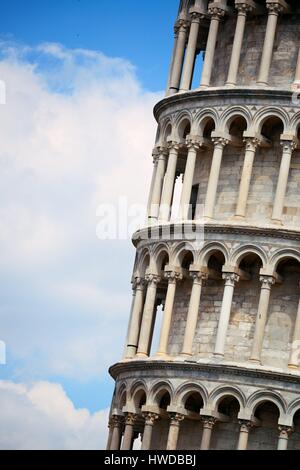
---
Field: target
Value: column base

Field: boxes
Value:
[180,352,193,359]
[233,214,246,221]
[225,82,236,88]
[213,352,224,358]
[155,352,171,360]
[288,363,299,370]
[168,87,179,95]
[271,218,283,226]
[136,352,149,359]
[249,358,261,365]
[256,81,269,87]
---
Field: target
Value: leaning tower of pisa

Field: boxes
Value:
[107,0,300,451]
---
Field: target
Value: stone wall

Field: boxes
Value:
[191,141,300,227]
[167,267,299,369]
[210,15,300,88]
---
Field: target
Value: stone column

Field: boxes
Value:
[159,142,180,221]
[125,278,145,359]
[204,137,229,220]
[214,272,240,357]
[200,417,217,450]
[148,147,168,222]
[257,3,283,86]
[180,10,203,91]
[169,19,189,95]
[271,140,296,224]
[146,152,159,222]
[106,420,113,450]
[137,274,161,358]
[141,412,159,450]
[110,415,124,450]
[235,137,260,219]
[294,48,300,87]
[237,420,252,450]
[250,275,275,364]
[166,413,184,450]
[121,413,137,451]
[226,3,253,87]
[277,426,293,450]
[200,6,225,88]
[157,270,182,357]
[288,288,300,368]
[181,271,207,357]
[166,26,179,95]
[179,138,200,220]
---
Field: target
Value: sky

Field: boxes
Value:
[0,0,179,450]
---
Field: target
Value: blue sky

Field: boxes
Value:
[1,0,177,91]
[0,0,178,449]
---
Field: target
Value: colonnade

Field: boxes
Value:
[147,133,298,225]
[107,409,294,451]
[124,261,300,369]
[167,0,297,96]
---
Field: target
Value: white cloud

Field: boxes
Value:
[0,41,162,380]
[0,380,109,449]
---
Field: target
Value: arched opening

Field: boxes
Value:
[261,116,284,142]
[228,115,248,142]
[150,251,170,357]
[185,392,203,414]
[210,396,240,450]
[171,119,191,221]
[190,117,215,219]
[163,123,172,143]
[195,250,225,357]
[248,401,280,450]
[177,391,204,450]
[130,389,147,450]
[227,252,263,362]
[165,250,194,357]
[248,116,284,223]
[216,115,248,219]
[262,256,300,368]
[150,390,171,450]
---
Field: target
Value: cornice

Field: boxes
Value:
[132,222,300,247]
[153,87,298,122]
[109,359,300,386]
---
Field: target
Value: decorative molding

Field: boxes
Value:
[109,360,300,386]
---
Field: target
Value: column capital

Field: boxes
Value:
[201,415,218,429]
[167,140,181,152]
[238,419,254,431]
[235,1,255,14]
[132,277,146,291]
[278,425,293,438]
[174,18,190,34]
[169,412,185,426]
[142,412,159,427]
[259,275,275,289]
[145,273,161,286]
[222,271,240,286]
[125,412,138,426]
[266,1,286,15]
[208,4,226,19]
[111,414,124,428]
[189,6,206,22]
[186,135,202,151]
[211,135,230,148]
[190,269,208,285]
[243,136,261,151]
[280,139,297,153]
[164,268,183,284]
